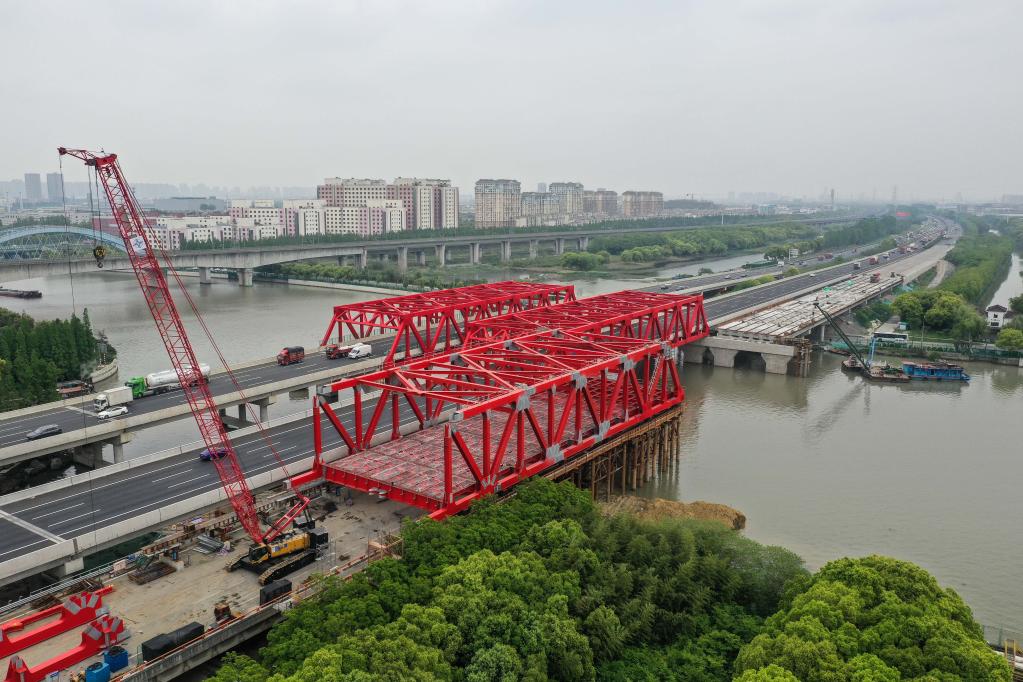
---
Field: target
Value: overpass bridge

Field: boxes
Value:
[0,214,860,284]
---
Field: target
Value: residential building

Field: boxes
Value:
[229,199,284,232]
[583,190,618,215]
[621,191,663,217]
[475,179,521,228]
[317,177,457,232]
[548,182,584,215]
[23,173,42,202]
[986,304,1008,329]
[152,196,227,212]
[46,173,62,202]
[537,182,547,194]
[521,192,562,217]
[283,199,326,236]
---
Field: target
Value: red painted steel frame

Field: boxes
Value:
[58,148,304,544]
[4,615,128,682]
[311,328,684,517]
[0,588,113,659]
[464,290,708,348]
[319,281,576,364]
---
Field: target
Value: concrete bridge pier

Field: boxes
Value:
[555,238,566,255]
[578,236,589,251]
[470,242,482,264]
[358,248,368,269]
[435,244,447,267]
[529,240,538,260]
[397,246,408,273]
[416,250,427,266]
[110,432,133,464]
[237,268,253,287]
[199,267,212,285]
[685,337,800,376]
[501,240,512,262]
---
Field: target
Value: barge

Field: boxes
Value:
[0,287,42,299]
[902,361,970,382]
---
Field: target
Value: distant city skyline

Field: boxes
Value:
[3,1,1020,203]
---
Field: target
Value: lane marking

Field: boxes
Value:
[31,502,85,520]
[0,538,53,558]
[167,475,210,489]
[0,508,66,543]
[49,509,101,527]
[8,460,189,512]
[152,470,194,483]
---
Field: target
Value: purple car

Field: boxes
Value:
[199,446,228,461]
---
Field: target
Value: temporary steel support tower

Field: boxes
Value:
[319,281,575,365]
[57,148,305,545]
[296,290,708,518]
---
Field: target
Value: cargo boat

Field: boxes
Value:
[902,361,970,382]
[0,287,42,299]
[864,363,910,383]
[841,357,863,371]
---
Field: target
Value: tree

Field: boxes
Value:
[1009,294,1023,316]
[763,245,789,262]
[734,556,1011,682]
[995,328,1023,350]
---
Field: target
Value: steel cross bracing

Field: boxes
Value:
[297,289,707,518]
[319,281,576,365]
[462,290,709,348]
[57,148,301,545]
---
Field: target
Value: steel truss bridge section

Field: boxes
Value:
[462,289,709,348]
[319,281,576,366]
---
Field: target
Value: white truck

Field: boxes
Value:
[93,385,134,411]
[348,343,373,359]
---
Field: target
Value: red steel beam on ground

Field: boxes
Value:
[312,328,684,518]
[463,290,709,348]
[0,588,113,659]
[319,281,576,365]
[4,615,129,682]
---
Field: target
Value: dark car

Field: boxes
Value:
[199,446,228,461]
[26,424,62,440]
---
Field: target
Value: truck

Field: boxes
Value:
[868,256,879,265]
[56,380,93,399]
[325,343,352,360]
[870,273,882,283]
[277,346,305,366]
[93,385,134,411]
[124,364,212,399]
[853,262,862,270]
[347,342,372,359]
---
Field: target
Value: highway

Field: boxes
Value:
[0,219,955,571]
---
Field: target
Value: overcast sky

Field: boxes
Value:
[4,0,1021,201]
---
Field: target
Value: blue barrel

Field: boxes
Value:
[105,646,130,672]
[85,661,111,682]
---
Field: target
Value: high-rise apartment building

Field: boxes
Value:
[317,177,458,232]
[23,174,42,202]
[521,192,562,217]
[537,182,547,193]
[474,179,521,228]
[621,191,664,217]
[46,173,62,202]
[548,182,584,215]
[583,190,618,215]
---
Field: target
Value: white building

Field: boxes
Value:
[986,304,1008,329]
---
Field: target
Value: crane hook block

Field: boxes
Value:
[93,245,107,268]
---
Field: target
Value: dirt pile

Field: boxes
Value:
[601,495,746,530]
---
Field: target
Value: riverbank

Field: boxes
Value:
[601,495,746,529]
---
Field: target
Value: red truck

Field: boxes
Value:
[277,346,305,366]
[870,273,882,283]
[868,256,879,265]
[325,343,353,360]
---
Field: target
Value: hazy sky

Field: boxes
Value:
[5,0,1021,200]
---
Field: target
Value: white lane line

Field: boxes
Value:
[152,470,193,483]
[0,538,52,558]
[167,475,209,489]
[262,444,302,458]
[31,502,85,520]
[9,460,190,513]
[0,509,65,543]
[49,509,101,527]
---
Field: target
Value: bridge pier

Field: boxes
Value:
[578,236,589,251]
[470,242,481,264]
[397,246,408,273]
[358,248,368,269]
[416,250,427,266]
[501,240,512,262]
[199,267,212,285]
[529,240,538,260]
[685,337,800,376]
[237,268,253,287]
[435,244,447,267]
[555,238,566,255]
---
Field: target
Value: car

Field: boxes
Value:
[96,405,129,420]
[660,284,671,290]
[809,272,817,277]
[724,274,733,279]
[199,446,228,461]
[26,424,62,440]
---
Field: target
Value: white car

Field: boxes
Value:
[96,405,129,420]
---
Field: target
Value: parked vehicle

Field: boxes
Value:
[325,344,353,360]
[277,346,305,366]
[97,405,130,420]
[347,343,373,359]
[56,380,93,400]
[200,446,228,461]
[125,364,211,399]
[93,385,133,411]
[26,424,62,441]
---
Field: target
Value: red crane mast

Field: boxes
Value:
[58,147,305,545]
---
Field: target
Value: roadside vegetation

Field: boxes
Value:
[256,261,484,290]
[0,308,109,409]
[208,480,1007,682]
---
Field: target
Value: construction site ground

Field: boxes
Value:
[1,491,420,678]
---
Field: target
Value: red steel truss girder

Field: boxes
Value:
[463,290,709,348]
[319,281,576,364]
[312,329,683,517]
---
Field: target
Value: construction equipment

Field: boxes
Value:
[59,148,316,579]
[814,302,871,371]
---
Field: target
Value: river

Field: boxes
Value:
[4,264,1023,631]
